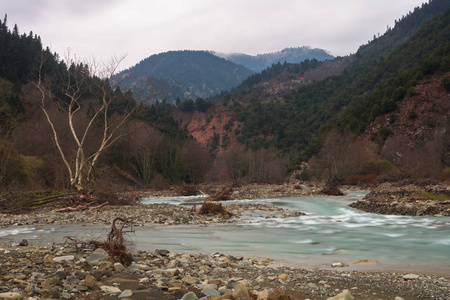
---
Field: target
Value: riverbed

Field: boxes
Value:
[1,191,449,274]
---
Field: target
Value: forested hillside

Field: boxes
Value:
[0,17,216,196]
[213,0,450,157]
[116,50,254,103]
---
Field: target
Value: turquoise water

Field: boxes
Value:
[1,191,449,274]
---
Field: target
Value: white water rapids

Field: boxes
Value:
[1,191,449,274]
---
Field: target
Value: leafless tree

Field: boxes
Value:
[34,52,157,198]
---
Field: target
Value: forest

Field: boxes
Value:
[0,0,450,205]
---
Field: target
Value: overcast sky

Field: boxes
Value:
[2,0,426,70]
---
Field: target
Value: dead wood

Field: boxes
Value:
[64,217,133,266]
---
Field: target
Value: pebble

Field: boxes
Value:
[100,286,122,295]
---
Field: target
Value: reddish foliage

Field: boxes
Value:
[198,201,231,216]
[347,174,378,185]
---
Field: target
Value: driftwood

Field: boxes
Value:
[64,217,133,266]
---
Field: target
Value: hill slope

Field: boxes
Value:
[213,0,450,155]
[117,50,254,103]
[213,47,334,72]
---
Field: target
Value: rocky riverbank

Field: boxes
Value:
[0,202,305,228]
[140,183,322,201]
[349,182,450,216]
[0,242,449,300]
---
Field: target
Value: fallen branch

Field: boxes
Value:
[64,217,133,266]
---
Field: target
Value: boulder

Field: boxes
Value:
[100,285,122,295]
[232,283,250,300]
[86,248,110,263]
[118,290,133,298]
[180,291,198,300]
[0,292,22,299]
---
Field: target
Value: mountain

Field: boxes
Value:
[116,50,254,103]
[178,0,450,169]
[212,47,335,72]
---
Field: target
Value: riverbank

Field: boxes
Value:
[0,242,448,300]
[139,183,322,200]
[0,202,306,229]
[349,182,450,216]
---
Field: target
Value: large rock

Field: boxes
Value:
[83,275,98,290]
[0,292,22,299]
[180,291,198,300]
[119,290,133,298]
[268,289,292,300]
[403,274,419,280]
[86,248,110,262]
[53,255,75,262]
[327,289,355,300]
[100,285,122,295]
[232,283,250,300]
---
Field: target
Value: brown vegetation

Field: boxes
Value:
[198,201,231,216]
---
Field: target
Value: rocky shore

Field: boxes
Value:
[1,183,449,299]
[0,242,449,300]
[139,183,321,201]
[0,203,304,229]
[349,182,450,216]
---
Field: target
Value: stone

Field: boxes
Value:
[268,289,292,300]
[307,283,318,289]
[218,286,227,295]
[114,262,126,271]
[232,283,250,300]
[208,279,222,285]
[53,255,75,262]
[403,274,419,280]
[395,297,405,300]
[118,289,133,298]
[86,248,110,262]
[156,249,170,256]
[100,285,122,295]
[42,276,60,289]
[278,274,289,280]
[139,277,150,283]
[0,292,22,299]
[83,275,98,290]
[180,291,198,300]
[182,277,199,285]
[201,288,220,296]
[331,262,345,268]
[18,239,28,246]
[198,284,218,290]
[327,289,355,300]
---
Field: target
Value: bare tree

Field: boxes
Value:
[34,52,157,199]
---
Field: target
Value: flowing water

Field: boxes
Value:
[1,191,449,274]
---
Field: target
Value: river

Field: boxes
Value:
[1,191,449,274]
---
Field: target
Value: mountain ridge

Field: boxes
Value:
[212,46,334,72]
